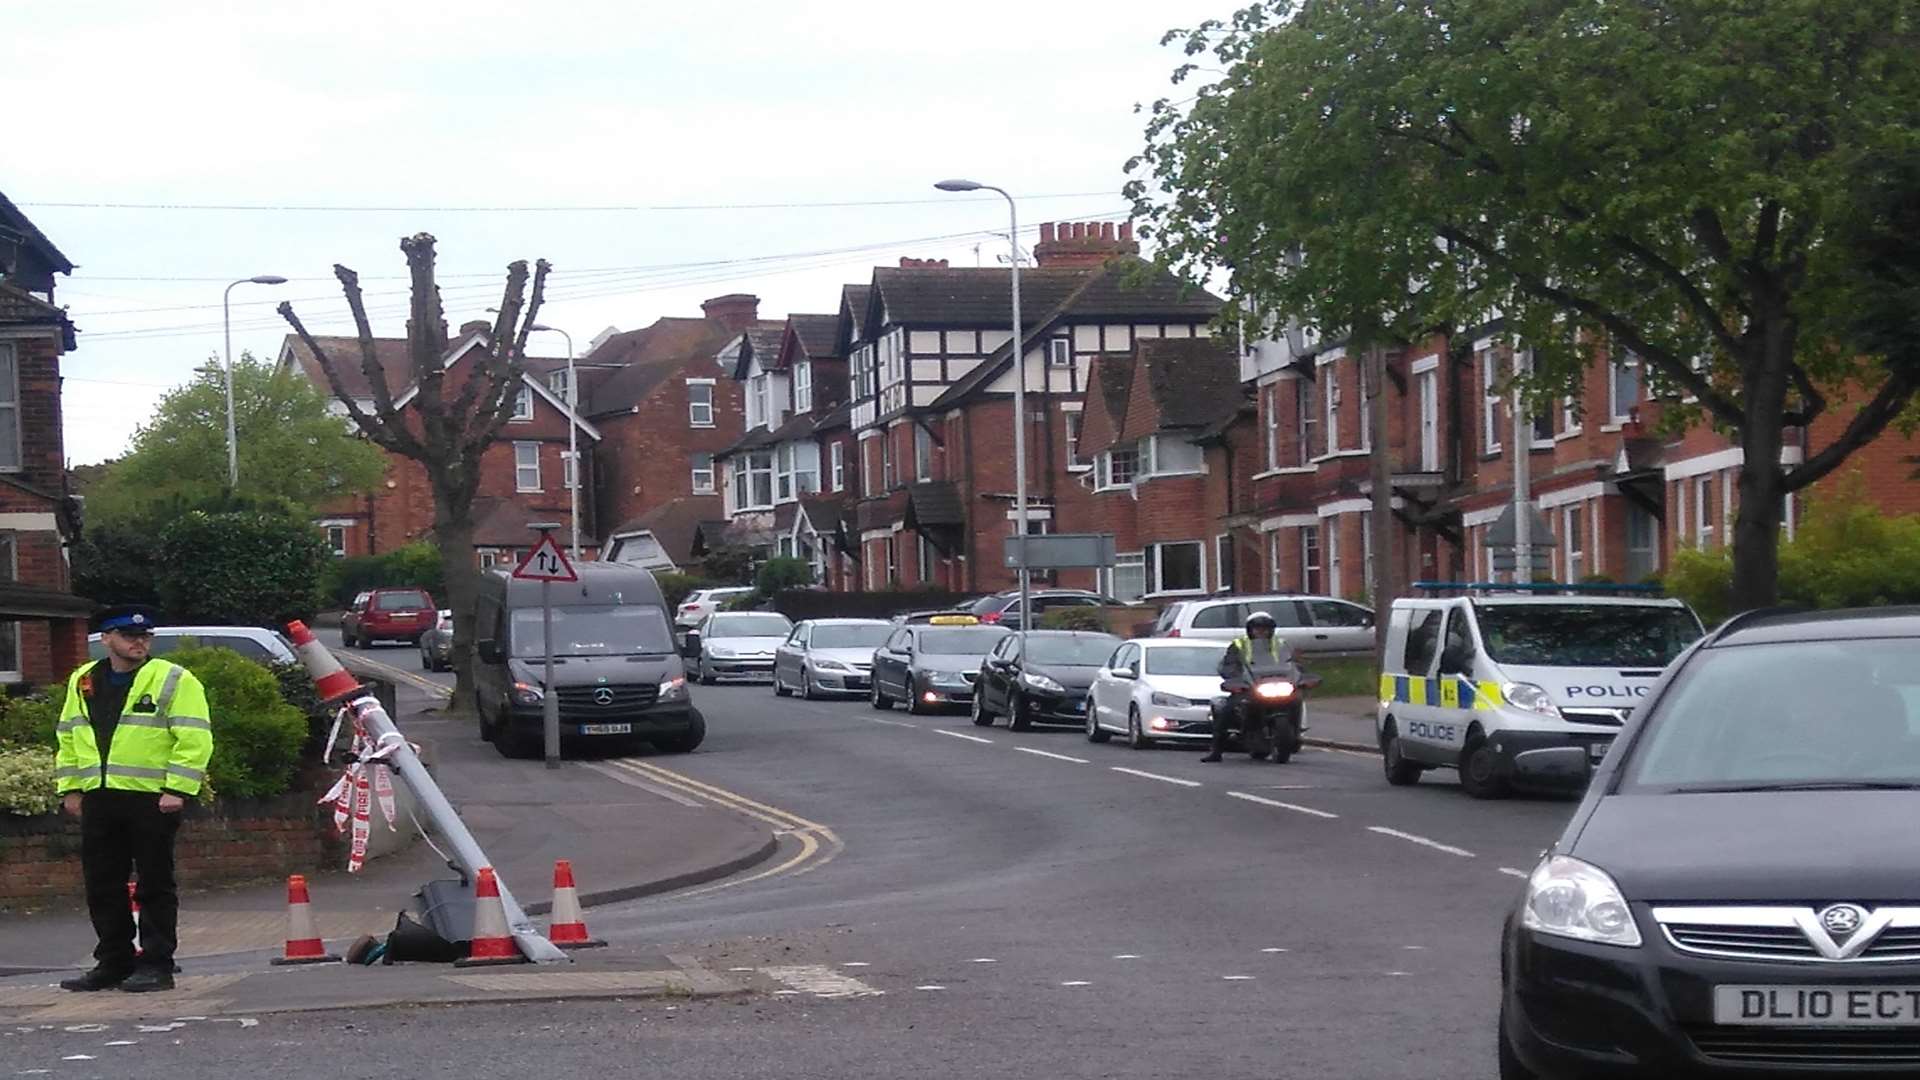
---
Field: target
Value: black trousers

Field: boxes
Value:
[80,790,182,972]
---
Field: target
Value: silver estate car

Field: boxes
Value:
[771,618,892,699]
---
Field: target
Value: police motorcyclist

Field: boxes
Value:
[1202,611,1295,763]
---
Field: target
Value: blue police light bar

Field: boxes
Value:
[1410,581,1667,596]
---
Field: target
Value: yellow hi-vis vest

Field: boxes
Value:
[1231,634,1290,672]
[55,659,214,796]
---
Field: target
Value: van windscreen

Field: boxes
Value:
[510,605,675,656]
[1473,604,1702,668]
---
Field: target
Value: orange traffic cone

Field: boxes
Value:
[285,620,363,702]
[546,860,605,950]
[270,875,340,965]
[454,867,528,967]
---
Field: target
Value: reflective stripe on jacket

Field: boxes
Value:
[55,659,214,796]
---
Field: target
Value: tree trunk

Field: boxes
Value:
[433,487,480,715]
[1367,345,1399,660]
[1727,313,1794,612]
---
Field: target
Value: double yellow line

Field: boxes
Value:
[604,758,842,895]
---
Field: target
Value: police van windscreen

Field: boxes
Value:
[1474,604,1703,668]
[511,605,675,656]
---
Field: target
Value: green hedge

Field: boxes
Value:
[156,510,330,628]
[1038,607,1110,632]
[321,540,445,610]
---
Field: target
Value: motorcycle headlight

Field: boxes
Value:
[814,658,851,672]
[1149,691,1192,708]
[510,681,544,706]
[658,676,688,701]
[1522,855,1642,948]
[1503,682,1560,718]
[1253,680,1296,701]
[1022,672,1065,693]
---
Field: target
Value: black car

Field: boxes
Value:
[964,589,1111,631]
[1500,607,1920,1078]
[869,623,1011,715]
[971,630,1121,731]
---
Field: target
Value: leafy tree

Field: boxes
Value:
[279,235,549,712]
[1130,0,1920,609]
[153,509,330,627]
[700,544,756,586]
[85,352,385,525]
[754,556,816,597]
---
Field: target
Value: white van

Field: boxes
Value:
[1375,590,1704,797]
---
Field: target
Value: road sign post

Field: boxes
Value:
[513,525,577,770]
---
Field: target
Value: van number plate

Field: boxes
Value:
[580,723,632,736]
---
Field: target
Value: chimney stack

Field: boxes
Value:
[897,257,950,269]
[700,293,761,333]
[1032,220,1143,269]
[458,319,491,339]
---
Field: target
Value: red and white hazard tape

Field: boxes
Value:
[315,703,412,872]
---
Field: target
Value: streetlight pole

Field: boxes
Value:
[223,275,288,490]
[529,324,579,560]
[936,179,1029,649]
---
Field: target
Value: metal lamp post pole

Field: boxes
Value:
[531,325,579,560]
[528,522,563,769]
[222,275,288,489]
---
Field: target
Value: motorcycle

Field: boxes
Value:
[1214,662,1322,763]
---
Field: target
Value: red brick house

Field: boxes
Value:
[0,191,90,687]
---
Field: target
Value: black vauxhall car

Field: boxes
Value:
[1500,608,1920,1078]
[970,629,1121,730]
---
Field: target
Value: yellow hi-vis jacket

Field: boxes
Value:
[55,659,214,797]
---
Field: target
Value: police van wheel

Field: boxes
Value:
[1381,722,1423,786]
[1460,732,1512,799]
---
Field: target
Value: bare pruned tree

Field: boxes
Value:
[278,232,550,710]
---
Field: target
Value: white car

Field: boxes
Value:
[87,625,298,666]
[1153,594,1375,654]
[674,587,755,630]
[1085,638,1232,750]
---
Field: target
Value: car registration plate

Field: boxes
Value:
[1587,740,1613,762]
[1714,986,1920,1026]
[579,723,632,736]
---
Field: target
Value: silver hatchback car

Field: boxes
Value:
[772,618,892,699]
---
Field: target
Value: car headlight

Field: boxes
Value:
[658,676,688,701]
[930,671,970,687]
[814,658,851,672]
[1503,682,1560,718]
[1522,855,1642,948]
[707,645,735,658]
[1150,691,1192,708]
[1022,672,1065,693]
[510,681,544,706]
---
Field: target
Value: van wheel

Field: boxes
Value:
[656,712,706,753]
[1460,730,1512,799]
[1381,720,1423,786]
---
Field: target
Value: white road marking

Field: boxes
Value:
[209,1019,257,1029]
[1222,975,1256,981]
[936,730,993,745]
[61,1057,93,1063]
[1113,954,1140,960]
[841,962,871,968]
[1109,766,1201,788]
[103,1041,136,1047]
[1017,747,1090,764]
[1260,948,1289,954]
[1404,945,1427,950]
[1499,867,1530,879]
[774,990,802,996]
[971,958,997,964]
[916,985,946,991]
[1060,981,1092,987]
[136,1024,184,1033]
[173,1016,208,1022]
[62,1025,108,1034]
[1367,826,1476,858]
[763,965,885,998]
[1227,790,1339,818]
[1387,971,1410,977]
[869,718,919,729]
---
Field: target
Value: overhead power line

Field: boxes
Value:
[23,190,1124,214]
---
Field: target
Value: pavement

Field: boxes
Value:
[1304,694,1380,752]
[0,630,777,1021]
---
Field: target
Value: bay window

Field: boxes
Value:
[739,452,775,510]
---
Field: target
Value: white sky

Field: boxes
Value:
[7,0,1223,464]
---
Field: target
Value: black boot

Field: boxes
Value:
[119,967,175,993]
[60,966,132,992]
[1200,752,1223,763]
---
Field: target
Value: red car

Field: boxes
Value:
[343,587,438,648]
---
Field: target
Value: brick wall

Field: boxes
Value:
[0,796,347,907]
[598,374,744,533]
[8,331,66,495]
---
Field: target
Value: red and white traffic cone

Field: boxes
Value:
[454,867,528,967]
[285,620,363,703]
[545,860,605,950]
[269,874,340,966]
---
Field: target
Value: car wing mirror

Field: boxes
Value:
[477,640,503,664]
[1512,746,1593,793]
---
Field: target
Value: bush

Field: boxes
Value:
[156,510,330,627]
[0,748,58,816]
[70,522,166,609]
[655,573,709,614]
[1666,546,1736,626]
[1039,607,1110,632]
[755,557,815,597]
[0,694,59,749]
[700,545,756,586]
[163,647,308,800]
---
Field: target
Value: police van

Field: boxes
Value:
[1375,584,1704,797]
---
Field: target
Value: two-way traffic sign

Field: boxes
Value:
[512,534,577,582]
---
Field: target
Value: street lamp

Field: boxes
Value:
[223,275,288,489]
[935,178,1030,644]
[527,324,579,560]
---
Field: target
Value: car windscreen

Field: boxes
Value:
[1621,639,1920,791]
[374,591,431,611]
[916,627,1011,655]
[810,624,892,649]
[1025,636,1121,666]
[1145,645,1229,676]
[1474,604,1702,668]
[707,614,793,638]
[510,605,675,656]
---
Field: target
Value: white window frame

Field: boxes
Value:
[1301,525,1322,594]
[1296,377,1317,465]
[687,380,715,428]
[1215,533,1234,592]
[739,451,775,511]
[562,449,578,492]
[1267,530,1281,591]
[1101,445,1140,489]
[1102,552,1147,604]
[1326,519,1342,599]
[1480,347,1502,455]
[1416,365,1439,472]
[830,442,846,492]
[1694,475,1716,548]
[1047,337,1072,368]
[918,533,935,583]
[548,368,572,406]
[776,443,796,503]
[747,373,769,431]
[1609,352,1641,424]
[1143,435,1203,478]
[1262,384,1280,471]
[514,442,542,492]
[325,525,348,557]
[793,360,812,414]
[511,384,534,421]
[1565,504,1586,581]
[1064,409,1088,471]
[1146,540,1207,597]
[691,452,716,494]
[1322,356,1342,452]
[914,424,934,482]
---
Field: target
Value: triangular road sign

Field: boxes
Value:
[512,534,577,582]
